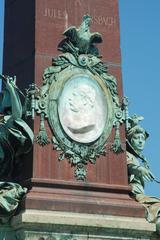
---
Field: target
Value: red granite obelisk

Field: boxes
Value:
[3,0,144,217]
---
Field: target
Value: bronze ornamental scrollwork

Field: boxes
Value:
[34,15,125,180]
[48,66,114,180]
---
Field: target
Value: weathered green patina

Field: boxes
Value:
[35,15,125,180]
[58,15,102,57]
[0,75,33,221]
[126,114,160,235]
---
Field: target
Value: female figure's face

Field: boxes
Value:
[131,133,146,153]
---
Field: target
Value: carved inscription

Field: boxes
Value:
[43,8,67,20]
[43,8,117,30]
[91,15,117,27]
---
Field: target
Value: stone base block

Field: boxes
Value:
[0,210,159,240]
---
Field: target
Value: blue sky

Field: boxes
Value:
[0,1,160,196]
[119,0,160,196]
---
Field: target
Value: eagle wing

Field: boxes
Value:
[90,32,102,44]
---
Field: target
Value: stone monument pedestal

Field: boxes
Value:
[3,0,145,219]
[2,0,155,239]
[0,210,159,240]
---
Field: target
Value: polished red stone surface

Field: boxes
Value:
[3,0,145,217]
[32,0,126,185]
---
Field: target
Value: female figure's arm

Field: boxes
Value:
[6,77,22,120]
[128,163,154,182]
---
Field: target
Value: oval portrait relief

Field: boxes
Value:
[58,75,108,143]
